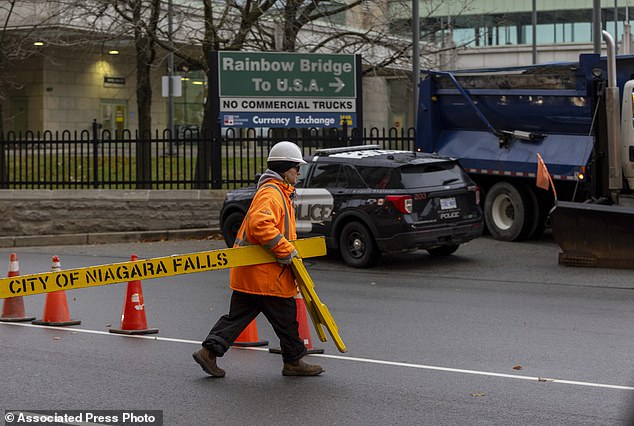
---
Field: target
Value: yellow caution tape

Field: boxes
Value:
[292,257,347,353]
[0,237,326,299]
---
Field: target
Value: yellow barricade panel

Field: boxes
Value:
[0,237,326,299]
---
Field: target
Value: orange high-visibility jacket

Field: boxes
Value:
[230,176,298,297]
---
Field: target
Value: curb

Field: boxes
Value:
[0,227,222,248]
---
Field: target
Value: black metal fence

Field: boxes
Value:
[0,126,415,189]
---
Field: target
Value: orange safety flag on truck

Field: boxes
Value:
[536,153,558,200]
[536,153,550,191]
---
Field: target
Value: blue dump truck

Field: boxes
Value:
[416,31,634,268]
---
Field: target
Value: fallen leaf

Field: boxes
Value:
[512,365,522,370]
[471,393,486,397]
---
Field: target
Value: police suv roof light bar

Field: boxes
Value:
[314,145,380,156]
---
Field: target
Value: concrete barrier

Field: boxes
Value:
[0,190,227,247]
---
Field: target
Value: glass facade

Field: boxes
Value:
[447,8,626,47]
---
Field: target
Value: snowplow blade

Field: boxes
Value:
[551,200,634,268]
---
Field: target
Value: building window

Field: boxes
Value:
[174,69,206,134]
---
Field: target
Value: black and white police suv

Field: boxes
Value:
[220,145,483,268]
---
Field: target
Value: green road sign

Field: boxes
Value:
[218,52,356,98]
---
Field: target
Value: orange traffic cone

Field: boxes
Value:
[232,318,268,347]
[269,293,324,354]
[32,256,80,326]
[0,253,35,322]
[295,293,324,354]
[109,254,158,335]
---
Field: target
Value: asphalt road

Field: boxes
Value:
[0,235,633,425]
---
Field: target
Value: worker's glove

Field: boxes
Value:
[277,249,298,265]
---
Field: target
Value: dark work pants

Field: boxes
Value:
[202,290,307,363]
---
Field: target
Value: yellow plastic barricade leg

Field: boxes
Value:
[291,257,347,353]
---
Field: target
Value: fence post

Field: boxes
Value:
[92,119,99,188]
[0,127,6,189]
[211,136,222,189]
[136,129,152,189]
[194,136,210,189]
[342,123,349,146]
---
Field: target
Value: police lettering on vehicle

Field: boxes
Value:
[440,211,461,220]
[295,188,335,233]
[296,203,332,221]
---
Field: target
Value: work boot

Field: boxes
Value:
[193,348,225,377]
[282,358,324,376]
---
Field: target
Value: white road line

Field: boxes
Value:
[4,322,633,392]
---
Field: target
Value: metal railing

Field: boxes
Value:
[0,126,415,189]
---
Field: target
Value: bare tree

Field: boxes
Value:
[135,0,474,186]
[70,0,162,188]
[103,0,161,188]
[145,2,376,130]
[153,1,476,118]
[106,0,161,139]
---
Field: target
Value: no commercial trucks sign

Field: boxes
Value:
[210,51,361,129]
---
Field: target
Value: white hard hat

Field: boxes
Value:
[267,141,307,164]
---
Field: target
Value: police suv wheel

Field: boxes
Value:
[339,222,380,268]
[221,211,245,247]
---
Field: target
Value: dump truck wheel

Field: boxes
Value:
[484,182,530,241]
[518,184,542,240]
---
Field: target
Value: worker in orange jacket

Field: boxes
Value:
[193,141,324,377]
